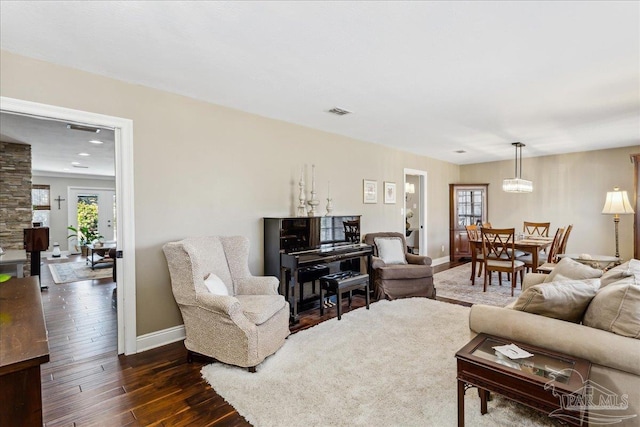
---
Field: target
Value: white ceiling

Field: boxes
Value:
[1,1,638,167]
[0,113,115,177]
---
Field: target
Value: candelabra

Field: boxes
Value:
[297,166,307,217]
[307,164,320,216]
[325,181,333,216]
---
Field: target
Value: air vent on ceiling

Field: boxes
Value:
[326,107,352,116]
[67,124,101,133]
[72,164,89,169]
[454,150,467,154]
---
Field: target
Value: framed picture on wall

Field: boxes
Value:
[384,182,396,204]
[363,179,377,204]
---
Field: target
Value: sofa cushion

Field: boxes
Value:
[544,257,603,283]
[203,273,229,295]
[374,237,407,265]
[512,278,600,323]
[600,259,640,287]
[235,294,286,325]
[583,277,640,339]
[377,264,432,280]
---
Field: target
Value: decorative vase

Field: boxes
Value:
[52,242,61,258]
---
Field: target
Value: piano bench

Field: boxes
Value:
[319,272,370,320]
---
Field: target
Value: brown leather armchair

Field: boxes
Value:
[364,232,435,300]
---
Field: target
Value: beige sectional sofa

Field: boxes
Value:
[469,258,640,426]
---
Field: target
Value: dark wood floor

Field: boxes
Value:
[38,258,464,426]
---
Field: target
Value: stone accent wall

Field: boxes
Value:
[1,141,32,252]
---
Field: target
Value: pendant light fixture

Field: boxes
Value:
[502,142,533,193]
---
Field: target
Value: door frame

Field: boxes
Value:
[1,96,137,355]
[404,168,428,256]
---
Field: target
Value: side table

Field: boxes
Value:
[456,333,591,427]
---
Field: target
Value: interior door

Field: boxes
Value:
[68,187,116,245]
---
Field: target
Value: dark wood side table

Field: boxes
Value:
[0,276,50,426]
[456,333,591,427]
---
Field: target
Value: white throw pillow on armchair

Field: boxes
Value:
[203,273,229,295]
[374,237,407,265]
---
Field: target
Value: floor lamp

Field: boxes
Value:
[601,187,635,259]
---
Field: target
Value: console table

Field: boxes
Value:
[0,276,50,426]
[0,249,27,278]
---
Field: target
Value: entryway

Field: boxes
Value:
[404,168,428,256]
[0,96,136,355]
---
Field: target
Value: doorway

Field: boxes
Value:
[1,96,136,355]
[68,187,117,247]
[404,168,428,256]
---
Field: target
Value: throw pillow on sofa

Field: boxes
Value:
[600,259,640,287]
[512,278,600,323]
[583,277,640,339]
[544,256,603,283]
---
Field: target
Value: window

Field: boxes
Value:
[32,184,51,227]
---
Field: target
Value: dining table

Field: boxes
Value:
[468,236,554,285]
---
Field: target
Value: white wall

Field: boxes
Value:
[460,146,638,260]
[1,50,459,335]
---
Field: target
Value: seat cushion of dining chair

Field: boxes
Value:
[537,262,556,273]
[507,249,526,258]
[517,253,545,266]
[486,259,525,269]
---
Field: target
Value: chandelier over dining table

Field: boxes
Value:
[503,142,533,193]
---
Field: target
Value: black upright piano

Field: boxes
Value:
[264,216,372,322]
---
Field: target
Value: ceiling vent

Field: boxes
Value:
[67,124,101,133]
[454,150,467,154]
[72,164,89,169]
[326,107,352,116]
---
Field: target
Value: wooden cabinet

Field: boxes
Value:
[449,184,488,261]
[0,277,50,426]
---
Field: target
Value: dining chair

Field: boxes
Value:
[482,222,492,229]
[523,221,551,237]
[465,225,483,285]
[518,227,564,273]
[558,224,573,255]
[481,227,525,296]
[536,227,567,273]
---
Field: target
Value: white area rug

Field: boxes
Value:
[202,299,560,427]
[48,261,113,284]
[434,263,520,307]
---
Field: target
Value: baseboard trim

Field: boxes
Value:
[431,256,450,266]
[136,324,185,353]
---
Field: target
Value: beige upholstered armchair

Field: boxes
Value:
[163,236,290,372]
[363,232,435,300]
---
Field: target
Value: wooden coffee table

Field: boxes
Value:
[456,333,591,426]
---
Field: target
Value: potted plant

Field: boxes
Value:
[67,225,103,257]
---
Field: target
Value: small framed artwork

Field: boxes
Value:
[384,182,396,204]
[363,179,377,204]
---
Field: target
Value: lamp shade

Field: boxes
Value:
[503,142,533,193]
[502,178,533,193]
[405,183,415,194]
[602,187,635,215]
